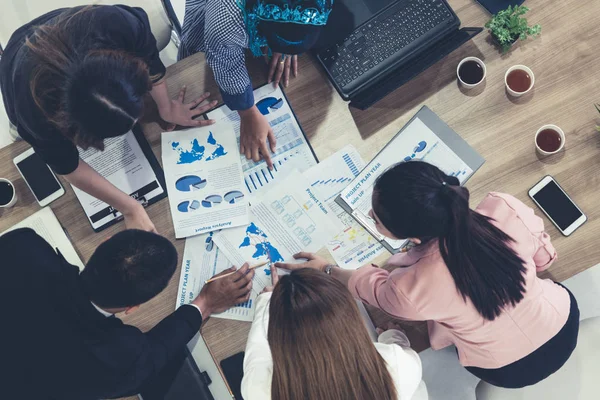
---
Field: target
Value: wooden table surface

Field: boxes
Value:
[2,0,600,397]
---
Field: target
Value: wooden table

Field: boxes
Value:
[2,0,600,397]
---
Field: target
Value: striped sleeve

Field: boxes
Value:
[180,0,254,110]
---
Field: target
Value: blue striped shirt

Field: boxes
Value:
[179,0,255,110]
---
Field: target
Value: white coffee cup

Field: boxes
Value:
[457,57,487,89]
[0,178,17,208]
[505,65,535,97]
[535,125,565,156]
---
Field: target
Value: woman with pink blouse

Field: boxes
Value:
[277,161,579,388]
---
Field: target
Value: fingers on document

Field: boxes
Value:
[267,129,277,153]
[294,252,315,260]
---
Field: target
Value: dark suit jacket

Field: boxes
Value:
[0,228,202,400]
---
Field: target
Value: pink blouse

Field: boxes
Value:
[348,192,571,369]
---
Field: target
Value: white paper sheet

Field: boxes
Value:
[213,170,341,297]
[72,131,164,230]
[1,207,84,270]
[161,124,250,238]
[338,117,474,250]
[206,85,317,195]
[303,145,387,269]
[175,232,256,321]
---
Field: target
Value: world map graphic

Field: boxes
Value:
[239,222,284,263]
[171,132,227,164]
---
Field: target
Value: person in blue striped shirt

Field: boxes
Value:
[179,0,334,168]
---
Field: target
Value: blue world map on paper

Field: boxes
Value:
[239,222,284,263]
[171,132,227,164]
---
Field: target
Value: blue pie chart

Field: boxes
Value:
[177,200,200,213]
[202,195,222,208]
[224,190,245,204]
[256,97,284,115]
[176,175,207,192]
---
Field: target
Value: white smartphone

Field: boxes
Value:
[528,176,587,236]
[13,148,65,206]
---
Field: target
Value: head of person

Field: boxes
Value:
[372,161,528,321]
[80,230,177,314]
[268,268,397,400]
[243,0,334,57]
[26,7,152,150]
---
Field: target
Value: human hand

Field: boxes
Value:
[261,264,280,294]
[159,87,217,128]
[275,252,329,272]
[123,203,157,233]
[239,106,276,168]
[267,53,298,87]
[193,263,255,317]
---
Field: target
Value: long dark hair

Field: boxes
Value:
[25,7,152,150]
[373,161,527,321]
[268,268,397,400]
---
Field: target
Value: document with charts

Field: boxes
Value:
[72,127,166,232]
[206,84,318,195]
[303,145,386,269]
[162,124,250,238]
[213,170,342,301]
[175,232,256,321]
[336,106,484,253]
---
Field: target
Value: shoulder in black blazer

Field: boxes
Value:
[0,228,202,400]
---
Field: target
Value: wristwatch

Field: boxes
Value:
[324,264,338,275]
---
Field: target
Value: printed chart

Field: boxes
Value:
[303,145,386,269]
[207,85,317,196]
[162,125,250,238]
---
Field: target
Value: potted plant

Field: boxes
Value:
[485,5,541,53]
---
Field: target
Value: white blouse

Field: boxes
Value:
[241,292,428,400]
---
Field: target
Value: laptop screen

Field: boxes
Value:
[316,0,396,48]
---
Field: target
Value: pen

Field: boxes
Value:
[204,261,270,284]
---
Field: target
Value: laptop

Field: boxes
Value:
[314,0,482,110]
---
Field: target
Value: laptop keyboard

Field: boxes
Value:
[320,0,455,90]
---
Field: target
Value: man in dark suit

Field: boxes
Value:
[1,228,254,399]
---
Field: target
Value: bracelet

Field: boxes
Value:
[324,264,338,275]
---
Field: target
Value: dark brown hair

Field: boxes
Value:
[373,161,527,321]
[25,6,152,150]
[268,268,397,400]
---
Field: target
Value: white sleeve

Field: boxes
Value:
[376,342,427,400]
[240,292,273,400]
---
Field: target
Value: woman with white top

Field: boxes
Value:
[241,267,427,400]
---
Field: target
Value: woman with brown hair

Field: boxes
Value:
[0,5,217,232]
[241,267,427,400]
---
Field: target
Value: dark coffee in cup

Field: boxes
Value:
[536,129,563,153]
[0,181,14,206]
[458,60,485,85]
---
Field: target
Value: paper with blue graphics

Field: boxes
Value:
[175,232,256,321]
[206,84,317,196]
[162,124,249,238]
[338,117,474,250]
[303,145,386,270]
[213,169,342,298]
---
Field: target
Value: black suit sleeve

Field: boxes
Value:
[96,305,203,398]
